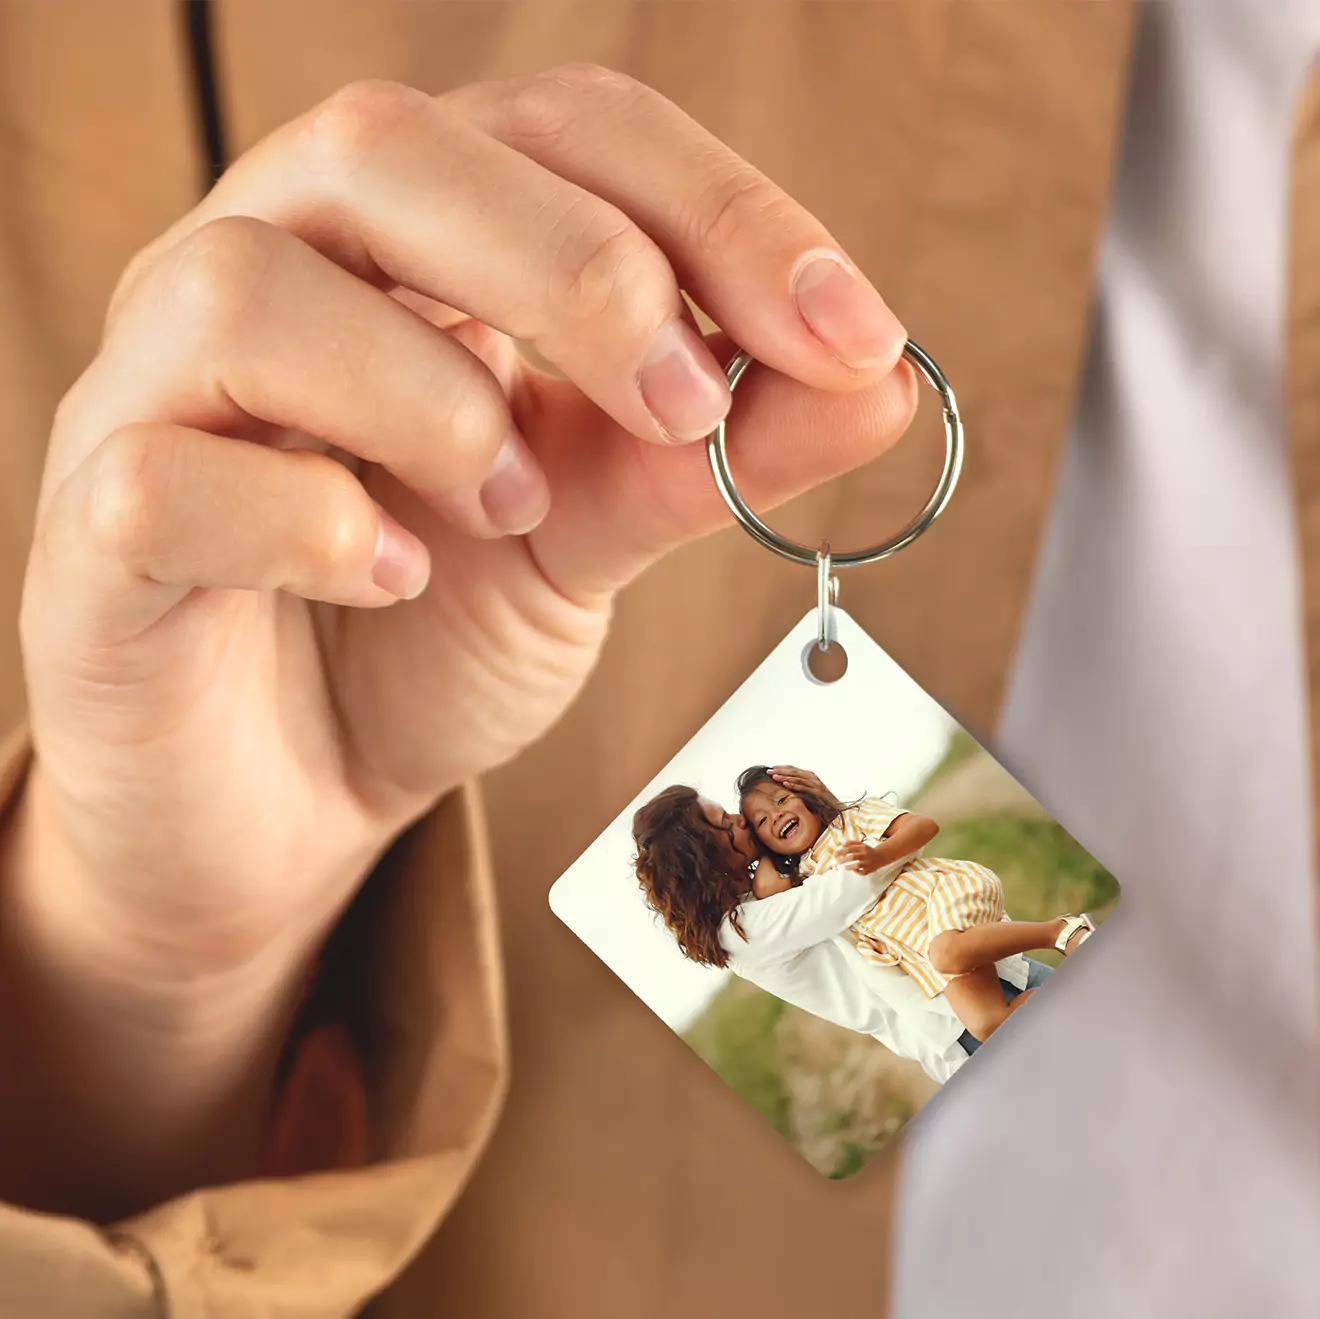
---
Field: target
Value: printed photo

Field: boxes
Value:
[550,612,1120,1178]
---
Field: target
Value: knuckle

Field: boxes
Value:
[304,79,431,179]
[294,455,371,580]
[84,425,173,564]
[550,61,639,99]
[692,168,794,255]
[554,216,672,334]
[48,368,95,445]
[163,216,280,339]
[502,63,644,141]
[317,505,369,583]
[438,378,508,478]
[106,233,172,331]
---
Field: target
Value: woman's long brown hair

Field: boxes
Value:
[632,785,750,968]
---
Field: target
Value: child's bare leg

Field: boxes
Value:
[928,918,1071,976]
[942,965,1014,1043]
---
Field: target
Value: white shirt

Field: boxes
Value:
[719,863,1029,1084]
[898,5,1320,1316]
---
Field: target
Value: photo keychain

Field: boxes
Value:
[550,344,1119,1180]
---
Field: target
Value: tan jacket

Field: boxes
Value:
[0,2,1315,1316]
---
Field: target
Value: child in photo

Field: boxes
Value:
[737,766,1094,1042]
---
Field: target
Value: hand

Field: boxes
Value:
[767,765,841,812]
[5,67,916,1216]
[14,68,915,997]
[751,855,792,900]
[836,841,889,875]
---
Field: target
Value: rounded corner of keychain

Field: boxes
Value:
[548,609,1121,1181]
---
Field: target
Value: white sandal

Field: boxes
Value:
[1055,913,1096,954]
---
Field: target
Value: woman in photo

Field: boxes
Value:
[630,772,1054,1079]
[737,766,1093,1042]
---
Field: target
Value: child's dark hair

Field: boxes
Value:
[735,765,847,883]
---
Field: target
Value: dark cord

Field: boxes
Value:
[180,0,229,194]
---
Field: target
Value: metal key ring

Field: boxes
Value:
[706,340,963,569]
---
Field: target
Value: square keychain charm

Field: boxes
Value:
[549,343,1119,1179]
[549,608,1119,1178]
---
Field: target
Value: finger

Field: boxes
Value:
[524,333,920,603]
[61,217,549,542]
[118,80,730,448]
[449,65,907,386]
[31,423,431,647]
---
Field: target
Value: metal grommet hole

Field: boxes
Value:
[802,639,848,685]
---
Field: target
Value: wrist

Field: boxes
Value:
[1,761,323,1040]
[0,766,323,1217]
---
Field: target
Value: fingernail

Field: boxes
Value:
[639,318,731,443]
[479,431,551,536]
[792,255,906,370]
[372,508,431,600]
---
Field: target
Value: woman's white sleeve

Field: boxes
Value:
[735,867,883,957]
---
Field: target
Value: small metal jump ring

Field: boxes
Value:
[816,542,839,651]
[706,340,963,569]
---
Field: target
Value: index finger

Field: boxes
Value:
[111,80,731,451]
[450,64,907,388]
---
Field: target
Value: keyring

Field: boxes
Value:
[706,340,963,570]
[816,542,839,651]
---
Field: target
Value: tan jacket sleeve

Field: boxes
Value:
[0,721,508,1319]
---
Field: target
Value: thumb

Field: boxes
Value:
[522,334,919,605]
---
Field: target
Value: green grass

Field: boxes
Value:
[923,815,1120,965]
[829,1142,869,1180]
[909,727,981,801]
[683,977,791,1136]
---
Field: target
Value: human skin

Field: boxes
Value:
[743,777,1081,1041]
[0,67,916,1221]
[835,834,1086,1040]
